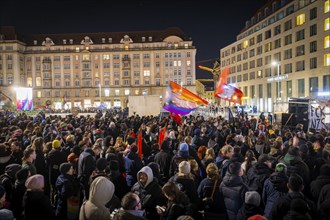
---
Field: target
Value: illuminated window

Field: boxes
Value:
[325,54,330,66]
[243,40,249,49]
[125,89,130,96]
[104,89,110,96]
[37,91,41,98]
[325,18,330,31]
[325,36,330,48]
[36,77,41,86]
[143,70,150,77]
[325,0,330,13]
[115,90,120,96]
[135,90,139,95]
[27,77,32,87]
[103,54,110,60]
[296,14,305,26]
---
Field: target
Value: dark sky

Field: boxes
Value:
[0,0,269,78]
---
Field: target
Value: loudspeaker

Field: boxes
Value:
[287,101,309,132]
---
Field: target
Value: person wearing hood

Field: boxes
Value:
[131,166,165,220]
[79,176,115,220]
[0,163,21,207]
[109,160,129,200]
[262,162,289,219]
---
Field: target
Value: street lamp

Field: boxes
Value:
[99,83,102,104]
[272,61,280,111]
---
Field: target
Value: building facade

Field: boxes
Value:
[0,27,196,109]
[219,0,330,113]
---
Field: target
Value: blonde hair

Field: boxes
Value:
[220,145,233,155]
[206,163,220,179]
[204,148,215,160]
[188,159,199,173]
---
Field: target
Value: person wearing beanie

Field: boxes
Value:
[169,141,193,177]
[79,176,115,220]
[262,162,288,219]
[154,139,172,182]
[131,166,165,220]
[178,160,191,175]
[52,139,61,150]
[0,208,15,220]
[237,191,263,220]
[169,161,199,211]
[55,162,78,219]
[46,139,67,206]
[11,168,30,220]
[280,146,310,187]
[220,161,247,220]
[23,174,54,219]
[271,174,317,220]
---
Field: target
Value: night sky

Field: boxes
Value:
[0,0,269,78]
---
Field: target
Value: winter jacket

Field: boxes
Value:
[23,190,54,220]
[245,162,273,195]
[131,166,165,220]
[125,151,143,188]
[160,192,190,220]
[262,171,288,219]
[220,173,247,220]
[310,175,330,202]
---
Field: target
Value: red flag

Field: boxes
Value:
[170,112,182,125]
[214,67,243,104]
[137,130,143,159]
[158,126,167,147]
[131,131,136,138]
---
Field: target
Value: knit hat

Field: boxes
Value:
[0,185,5,199]
[228,162,242,175]
[0,209,14,220]
[275,162,287,173]
[96,158,108,171]
[60,162,73,174]
[127,137,135,145]
[179,143,189,159]
[245,191,261,206]
[178,161,191,175]
[25,174,44,190]
[52,139,61,149]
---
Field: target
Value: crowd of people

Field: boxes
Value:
[0,108,329,220]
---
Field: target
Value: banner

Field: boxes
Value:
[16,87,33,110]
[309,104,330,131]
